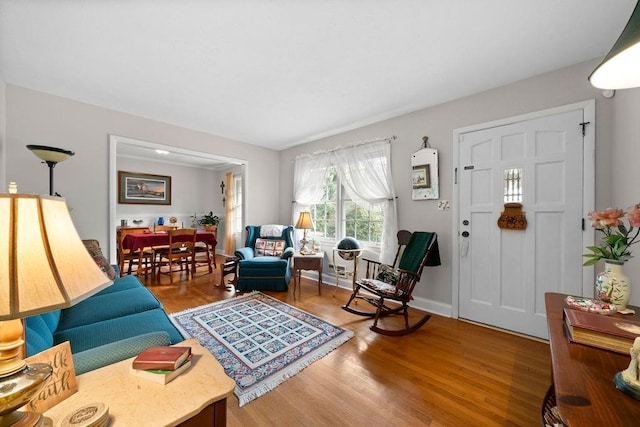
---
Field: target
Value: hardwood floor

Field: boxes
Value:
[140,257,552,426]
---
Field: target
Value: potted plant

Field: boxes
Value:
[198,211,220,233]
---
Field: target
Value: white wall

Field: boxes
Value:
[116,155,218,228]
[5,85,280,256]
[611,87,640,304]
[0,77,6,191]
[279,58,625,313]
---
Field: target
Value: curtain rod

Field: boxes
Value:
[293,135,397,161]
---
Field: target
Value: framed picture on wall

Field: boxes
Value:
[118,171,172,205]
[411,148,439,200]
[412,165,431,189]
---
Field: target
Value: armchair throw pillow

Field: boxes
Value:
[255,238,286,257]
[376,264,399,285]
[82,239,117,280]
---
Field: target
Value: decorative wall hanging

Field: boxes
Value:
[118,171,172,205]
[497,203,527,230]
[411,136,439,200]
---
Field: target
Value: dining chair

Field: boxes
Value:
[153,228,197,284]
[117,227,153,277]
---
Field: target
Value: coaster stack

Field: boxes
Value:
[60,402,109,427]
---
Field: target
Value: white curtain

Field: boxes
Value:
[291,152,332,248]
[333,141,398,264]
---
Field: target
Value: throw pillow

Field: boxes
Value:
[82,239,117,280]
[254,238,286,257]
[376,264,399,285]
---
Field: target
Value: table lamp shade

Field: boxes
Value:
[295,212,314,230]
[0,194,112,320]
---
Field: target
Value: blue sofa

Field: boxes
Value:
[25,272,185,374]
[235,225,294,292]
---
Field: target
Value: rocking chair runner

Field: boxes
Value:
[342,231,441,336]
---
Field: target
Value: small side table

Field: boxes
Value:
[219,256,238,290]
[292,252,324,296]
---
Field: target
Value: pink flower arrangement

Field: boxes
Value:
[583,204,640,265]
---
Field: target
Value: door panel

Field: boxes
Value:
[458,109,585,339]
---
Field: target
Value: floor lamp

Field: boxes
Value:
[26,145,75,196]
[0,193,112,426]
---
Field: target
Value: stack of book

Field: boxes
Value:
[130,346,192,384]
[564,308,640,354]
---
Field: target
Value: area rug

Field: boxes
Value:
[170,292,354,406]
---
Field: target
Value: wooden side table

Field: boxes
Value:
[545,293,640,425]
[43,339,235,426]
[292,252,324,296]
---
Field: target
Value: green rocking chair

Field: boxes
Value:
[342,231,441,336]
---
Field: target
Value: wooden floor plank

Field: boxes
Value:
[139,258,551,426]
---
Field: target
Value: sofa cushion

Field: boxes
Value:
[73,331,171,375]
[239,256,289,270]
[54,309,185,353]
[57,287,163,331]
[254,238,286,256]
[95,274,143,295]
[83,239,116,280]
[24,310,62,356]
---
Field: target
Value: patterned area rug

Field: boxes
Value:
[170,292,354,406]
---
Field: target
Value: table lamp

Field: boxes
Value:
[0,193,112,426]
[295,212,315,254]
[26,145,75,196]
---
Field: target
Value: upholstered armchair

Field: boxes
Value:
[234,225,295,292]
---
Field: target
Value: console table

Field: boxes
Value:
[545,293,640,426]
[43,339,235,426]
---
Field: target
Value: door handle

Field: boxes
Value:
[460,230,470,257]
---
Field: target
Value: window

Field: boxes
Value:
[504,168,523,202]
[310,166,383,245]
[233,175,243,233]
[311,167,337,240]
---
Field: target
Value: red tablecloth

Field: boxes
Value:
[123,231,216,252]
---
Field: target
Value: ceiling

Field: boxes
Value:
[0,1,635,151]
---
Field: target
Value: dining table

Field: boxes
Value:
[123,230,217,253]
[122,230,217,275]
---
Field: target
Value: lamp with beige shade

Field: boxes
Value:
[0,193,112,426]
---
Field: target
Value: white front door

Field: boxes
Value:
[457,104,593,339]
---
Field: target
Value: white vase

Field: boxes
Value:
[595,260,631,311]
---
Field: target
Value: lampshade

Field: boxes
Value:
[589,1,640,89]
[0,194,112,320]
[295,211,315,230]
[26,145,75,164]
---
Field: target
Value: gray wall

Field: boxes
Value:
[0,77,5,191]
[116,155,218,229]
[279,58,638,313]
[4,85,280,256]
[4,59,640,313]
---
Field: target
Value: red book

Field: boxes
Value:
[132,346,192,371]
[563,308,640,355]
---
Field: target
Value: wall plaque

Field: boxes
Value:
[25,341,78,412]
